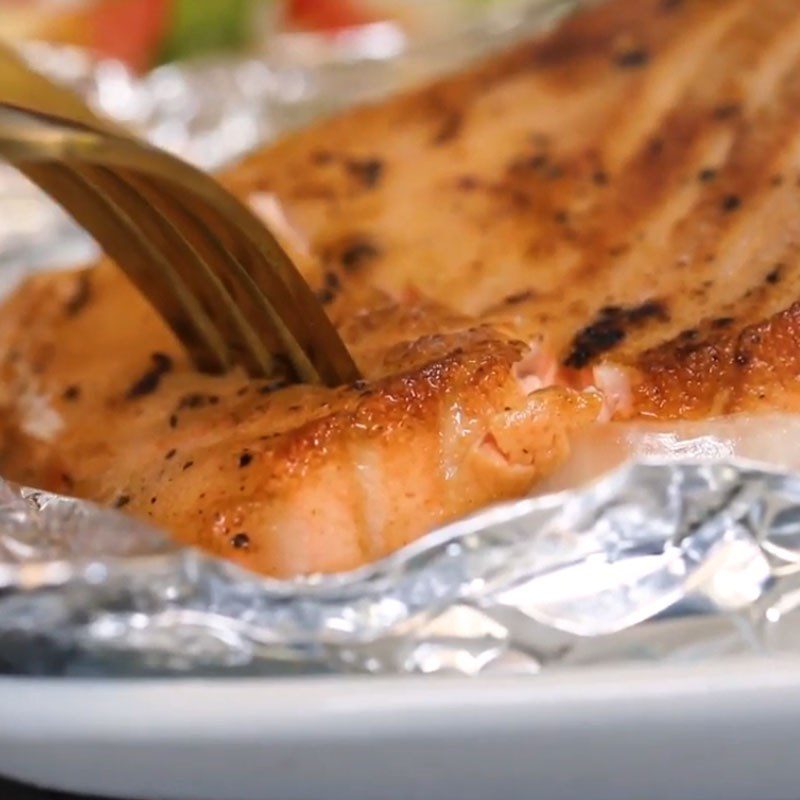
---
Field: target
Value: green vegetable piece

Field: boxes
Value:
[159,0,259,63]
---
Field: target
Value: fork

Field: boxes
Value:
[0,45,361,387]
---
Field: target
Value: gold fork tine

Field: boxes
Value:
[77,126,335,383]
[71,161,277,373]
[0,49,362,386]
[23,160,232,373]
[61,127,358,385]
[0,105,298,378]
[1,100,280,374]
[0,40,243,370]
[165,191,329,382]
[66,163,241,372]
[119,170,287,376]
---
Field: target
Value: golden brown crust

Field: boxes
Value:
[0,262,598,575]
[225,0,800,419]
[632,303,800,418]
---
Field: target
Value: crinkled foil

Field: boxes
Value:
[4,1,800,678]
[1,458,799,676]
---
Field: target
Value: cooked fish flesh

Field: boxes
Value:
[2,0,800,576]
[0,271,597,575]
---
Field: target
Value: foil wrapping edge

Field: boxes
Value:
[2,458,800,676]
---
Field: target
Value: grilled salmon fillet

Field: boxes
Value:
[0,270,598,575]
[2,0,800,575]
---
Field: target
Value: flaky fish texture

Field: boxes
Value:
[3,0,800,575]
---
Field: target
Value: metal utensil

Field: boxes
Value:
[0,45,361,385]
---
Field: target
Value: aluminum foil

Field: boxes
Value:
[0,457,799,677]
[3,1,800,678]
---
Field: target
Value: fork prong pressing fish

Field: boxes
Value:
[2,0,800,576]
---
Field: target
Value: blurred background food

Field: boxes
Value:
[0,0,532,72]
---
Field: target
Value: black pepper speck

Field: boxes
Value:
[766,265,783,285]
[64,272,92,317]
[713,103,740,120]
[231,532,250,550]
[615,48,650,68]
[62,384,81,401]
[722,194,741,212]
[345,157,384,189]
[340,239,380,271]
[127,352,173,399]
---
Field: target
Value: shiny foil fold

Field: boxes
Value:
[1,458,800,676]
[3,2,798,678]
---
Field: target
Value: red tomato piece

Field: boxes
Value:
[91,0,171,71]
[287,0,375,31]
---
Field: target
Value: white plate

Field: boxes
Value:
[3,656,800,800]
